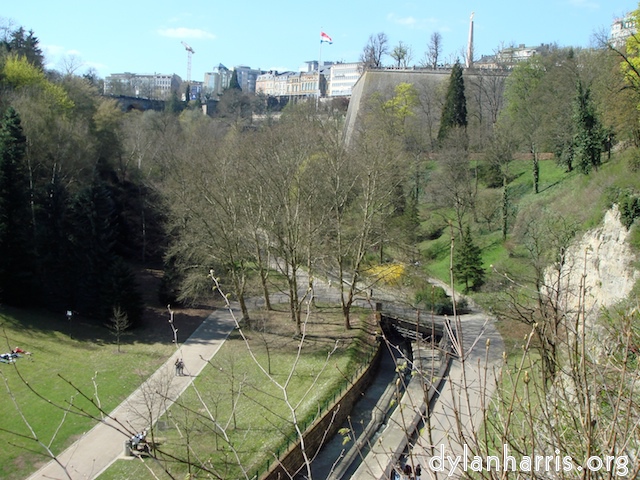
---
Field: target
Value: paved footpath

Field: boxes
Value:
[25,273,504,480]
[26,306,238,480]
[407,309,505,479]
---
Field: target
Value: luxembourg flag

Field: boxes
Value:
[320,31,333,44]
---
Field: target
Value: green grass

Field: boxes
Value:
[416,153,640,289]
[420,150,640,472]
[0,307,174,480]
[98,307,376,480]
[475,344,545,463]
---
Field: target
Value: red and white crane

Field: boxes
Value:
[181,41,195,82]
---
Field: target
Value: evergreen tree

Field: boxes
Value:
[573,80,604,174]
[64,177,144,325]
[0,107,35,304]
[453,225,485,293]
[5,27,45,70]
[67,179,119,318]
[35,178,76,311]
[101,257,144,327]
[438,61,467,142]
[184,84,191,107]
[228,69,241,90]
[165,90,184,113]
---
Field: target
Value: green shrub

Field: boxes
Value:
[623,147,640,173]
[415,285,465,314]
[620,193,640,229]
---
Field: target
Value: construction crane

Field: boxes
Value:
[181,41,195,83]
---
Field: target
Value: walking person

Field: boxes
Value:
[175,358,184,376]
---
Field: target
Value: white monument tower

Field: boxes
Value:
[466,12,474,69]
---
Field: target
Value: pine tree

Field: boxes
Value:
[453,225,485,293]
[67,179,118,318]
[36,178,76,311]
[438,61,467,142]
[0,107,35,304]
[6,27,45,70]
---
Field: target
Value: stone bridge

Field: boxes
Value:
[108,95,165,112]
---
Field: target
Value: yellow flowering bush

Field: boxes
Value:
[366,263,405,285]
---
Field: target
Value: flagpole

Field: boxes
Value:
[317,31,323,110]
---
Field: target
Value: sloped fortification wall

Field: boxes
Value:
[344,68,507,146]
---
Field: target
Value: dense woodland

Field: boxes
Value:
[1,16,640,333]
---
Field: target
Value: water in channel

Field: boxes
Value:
[299,342,406,480]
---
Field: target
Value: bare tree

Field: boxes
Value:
[58,54,84,77]
[390,41,412,69]
[495,207,579,382]
[242,104,327,334]
[414,77,445,150]
[484,120,517,239]
[423,32,443,69]
[109,305,131,353]
[360,32,389,70]
[426,128,476,237]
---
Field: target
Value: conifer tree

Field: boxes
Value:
[438,61,467,141]
[228,69,241,90]
[453,225,485,293]
[573,80,604,174]
[0,107,34,304]
[4,27,44,70]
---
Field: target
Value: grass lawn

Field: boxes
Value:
[0,305,177,480]
[98,305,377,480]
[0,267,210,480]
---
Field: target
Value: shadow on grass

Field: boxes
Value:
[0,266,215,348]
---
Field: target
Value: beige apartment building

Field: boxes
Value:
[257,63,361,100]
[104,73,182,99]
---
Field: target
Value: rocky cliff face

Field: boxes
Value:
[549,205,639,326]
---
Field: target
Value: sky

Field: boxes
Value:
[1,0,637,82]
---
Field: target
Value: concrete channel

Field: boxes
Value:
[294,310,452,480]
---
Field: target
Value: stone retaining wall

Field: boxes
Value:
[262,334,383,480]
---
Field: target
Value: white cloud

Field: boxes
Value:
[83,61,107,72]
[387,12,439,30]
[568,0,600,10]
[389,14,418,27]
[157,27,216,40]
[42,43,65,56]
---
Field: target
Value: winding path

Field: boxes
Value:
[26,307,238,480]
[25,273,503,480]
[348,295,504,480]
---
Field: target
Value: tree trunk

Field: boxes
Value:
[253,232,272,310]
[502,174,508,241]
[532,147,540,194]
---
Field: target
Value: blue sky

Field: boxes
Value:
[1,0,636,82]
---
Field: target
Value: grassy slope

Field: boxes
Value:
[0,307,174,480]
[98,306,377,480]
[414,149,640,360]
[0,264,370,480]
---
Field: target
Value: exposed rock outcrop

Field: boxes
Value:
[547,204,639,327]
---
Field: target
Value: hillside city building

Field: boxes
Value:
[103,73,182,100]
[104,13,637,103]
[610,12,637,49]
